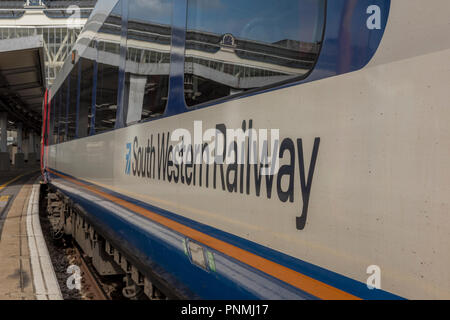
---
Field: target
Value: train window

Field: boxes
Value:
[54,91,60,144]
[51,94,56,145]
[123,0,172,124]
[54,91,61,143]
[78,57,94,138]
[64,81,69,142]
[73,1,123,137]
[48,101,54,146]
[184,0,326,107]
[95,45,119,133]
[50,95,56,145]
[68,66,78,140]
[93,1,122,132]
[59,88,65,143]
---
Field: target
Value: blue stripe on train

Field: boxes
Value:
[48,169,404,300]
[51,175,315,299]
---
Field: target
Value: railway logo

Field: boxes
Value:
[125,142,132,175]
[126,119,321,230]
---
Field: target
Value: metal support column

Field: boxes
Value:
[28,131,37,166]
[15,122,25,168]
[0,112,10,170]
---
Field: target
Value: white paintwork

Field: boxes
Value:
[27,183,63,300]
[48,0,450,299]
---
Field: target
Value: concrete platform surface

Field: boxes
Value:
[0,168,62,300]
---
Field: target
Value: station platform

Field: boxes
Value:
[0,167,62,300]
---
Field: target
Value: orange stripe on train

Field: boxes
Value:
[49,169,361,300]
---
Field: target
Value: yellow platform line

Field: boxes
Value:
[0,170,38,191]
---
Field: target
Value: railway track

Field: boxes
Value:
[72,243,110,300]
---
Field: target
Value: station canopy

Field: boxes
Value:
[0,35,45,133]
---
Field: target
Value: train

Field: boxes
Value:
[40,0,450,299]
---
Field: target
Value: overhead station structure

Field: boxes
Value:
[0,0,95,170]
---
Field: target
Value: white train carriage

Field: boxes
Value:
[41,0,450,299]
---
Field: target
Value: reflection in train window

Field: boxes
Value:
[92,1,121,133]
[78,57,94,138]
[184,0,326,107]
[52,92,59,145]
[95,43,119,133]
[77,0,122,136]
[49,99,55,145]
[68,66,78,140]
[61,81,69,142]
[58,90,64,143]
[123,0,172,124]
